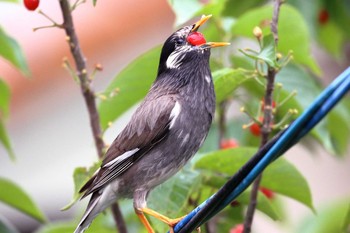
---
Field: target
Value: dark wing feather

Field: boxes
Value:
[80,94,176,197]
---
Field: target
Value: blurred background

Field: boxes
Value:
[0,0,349,233]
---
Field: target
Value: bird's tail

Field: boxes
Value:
[74,186,117,233]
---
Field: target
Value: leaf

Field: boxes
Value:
[0,0,19,2]
[297,198,350,233]
[0,178,46,222]
[92,0,97,6]
[35,222,76,233]
[148,165,201,232]
[213,68,253,103]
[0,78,10,118]
[324,0,350,39]
[61,162,100,210]
[0,119,14,160]
[222,0,268,17]
[277,63,350,156]
[236,190,280,220]
[0,216,18,233]
[240,34,278,68]
[317,21,345,58]
[167,0,203,27]
[0,27,30,76]
[98,46,161,130]
[194,147,314,211]
[326,106,350,156]
[232,4,321,75]
[36,213,115,233]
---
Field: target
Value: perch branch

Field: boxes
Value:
[243,1,283,232]
[58,1,127,232]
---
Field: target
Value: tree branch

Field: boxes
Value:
[58,1,127,232]
[243,1,283,232]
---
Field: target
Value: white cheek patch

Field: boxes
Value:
[103,148,139,168]
[169,101,181,129]
[166,50,184,69]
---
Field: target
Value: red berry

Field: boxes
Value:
[220,138,239,149]
[261,99,276,110]
[230,200,240,207]
[249,122,261,136]
[24,0,39,11]
[260,187,275,199]
[187,32,206,46]
[318,9,329,25]
[230,224,244,233]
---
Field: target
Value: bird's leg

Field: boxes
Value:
[140,207,185,233]
[135,208,155,233]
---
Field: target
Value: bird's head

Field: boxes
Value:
[157,15,229,76]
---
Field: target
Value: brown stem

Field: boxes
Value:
[243,1,282,232]
[58,1,127,232]
[218,101,228,144]
[111,204,128,233]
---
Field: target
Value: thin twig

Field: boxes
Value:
[58,1,127,232]
[243,1,283,232]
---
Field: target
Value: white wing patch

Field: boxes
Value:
[205,75,211,83]
[103,148,139,168]
[169,101,181,129]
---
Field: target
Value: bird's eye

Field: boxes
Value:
[174,38,185,45]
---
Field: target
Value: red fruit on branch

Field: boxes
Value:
[230,224,244,233]
[260,187,275,199]
[230,200,240,207]
[318,8,329,25]
[220,138,239,149]
[249,122,261,136]
[261,99,276,110]
[24,0,39,11]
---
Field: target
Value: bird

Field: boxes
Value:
[74,14,229,233]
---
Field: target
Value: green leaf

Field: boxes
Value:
[167,0,203,27]
[326,106,350,156]
[297,198,350,233]
[213,68,253,103]
[324,0,350,39]
[36,213,115,233]
[0,0,19,2]
[0,216,18,233]
[92,0,97,6]
[0,79,10,118]
[236,190,280,220]
[277,63,350,156]
[0,27,30,76]
[61,162,100,210]
[36,222,76,233]
[232,4,321,75]
[240,34,278,67]
[194,147,314,211]
[148,165,201,232]
[98,46,161,130]
[0,178,46,222]
[317,21,345,58]
[0,119,14,160]
[0,78,14,159]
[222,0,268,17]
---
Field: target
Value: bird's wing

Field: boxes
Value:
[80,94,177,197]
